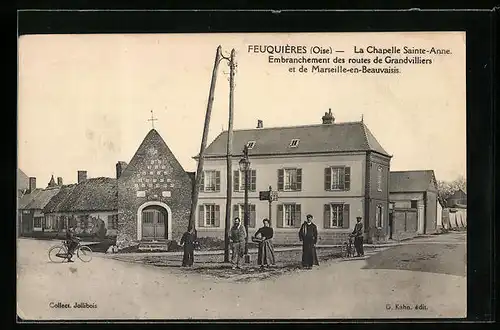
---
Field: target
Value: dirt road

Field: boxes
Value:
[17,234,466,320]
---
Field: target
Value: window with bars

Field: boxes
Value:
[290,139,300,147]
[33,217,43,228]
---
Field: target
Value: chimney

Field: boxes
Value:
[322,108,335,124]
[77,170,87,184]
[256,120,263,129]
[48,175,56,188]
[57,177,63,186]
[29,177,36,193]
[116,161,128,179]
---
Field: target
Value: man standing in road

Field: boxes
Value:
[299,214,319,269]
[229,217,247,269]
[351,216,365,257]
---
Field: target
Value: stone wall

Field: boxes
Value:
[116,129,193,250]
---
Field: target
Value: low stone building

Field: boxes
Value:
[43,175,117,238]
[18,176,61,235]
[389,170,440,240]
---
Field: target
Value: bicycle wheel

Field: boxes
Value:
[77,245,92,262]
[48,245,67,263]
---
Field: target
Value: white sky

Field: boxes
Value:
[18,32,466,186]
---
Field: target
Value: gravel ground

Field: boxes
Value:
[108,248,348,282]
[17,234,466,319]
[363,241,466,277]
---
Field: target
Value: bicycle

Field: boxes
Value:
[48,238,92,263]
[342,235,355,258]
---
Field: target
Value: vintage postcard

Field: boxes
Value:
[17,32,466,320]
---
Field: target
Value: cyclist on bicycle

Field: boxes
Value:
[65,227,79,262]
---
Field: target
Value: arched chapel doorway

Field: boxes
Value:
[137,202,171,241]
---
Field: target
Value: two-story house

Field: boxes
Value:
[195,109,392,244]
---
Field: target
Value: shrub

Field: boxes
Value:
[167,240,183,252]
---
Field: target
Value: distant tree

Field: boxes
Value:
[437,175,466,207]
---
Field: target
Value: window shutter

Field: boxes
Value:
[325,168,331,191]
[215,171,221,192]
[324,204,331,229]
[199,172,205,192]
[249,204,256,228]
[342,204,350,229]
[344,167,351,191]
[277,204,283,228]
[214,205,220,227]
[294,204,302,227]
[250,170,257,191]
[233,171,240,192]
[296,169,302,191]
[233,204,239,219]
[198,205,205,227]
[277,169,284,191]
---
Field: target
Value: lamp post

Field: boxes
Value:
[239,145,251,263]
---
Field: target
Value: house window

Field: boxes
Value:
[325,166,351,191]
[234,170,257,192]
[376,205,383,228]
[284,169,300,191]
[108,214,119,229]
[377,166,383,192]
[33,217,43,228]
[290,139,300,147]
[203,204,219,227]
[233,204,257,227]
[201,170,220,192]
[246,141,256,149]
[283,204,301,227]
[410,200,418,209]
[330,204,344,228]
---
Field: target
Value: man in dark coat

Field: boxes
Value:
[229,217,247,269]
[65,227,79,262]
[351,216,364,257]
[299,214,319,269]
[180,226,197,267]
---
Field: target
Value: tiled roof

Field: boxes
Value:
[197,122,390,158]
[18,189,43,209]
[43,184,77,213]
[18,169,29,190]
[21,187,61,210]
[52,177,117,212]
[389,170,438,193]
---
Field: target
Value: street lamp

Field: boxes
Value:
[239,145,251,263]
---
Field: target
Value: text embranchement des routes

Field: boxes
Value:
[247,45,454,74]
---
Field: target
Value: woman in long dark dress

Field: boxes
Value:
[180,226,197,267]
[253,219,275,268]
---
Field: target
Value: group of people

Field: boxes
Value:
[179,213,365,269]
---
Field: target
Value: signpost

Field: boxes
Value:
[260,186,278,225]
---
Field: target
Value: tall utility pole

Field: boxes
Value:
[224,49,236,262]
[188,46,222,230]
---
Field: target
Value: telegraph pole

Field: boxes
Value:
[188,46,222,230]
[224,49,236,262]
